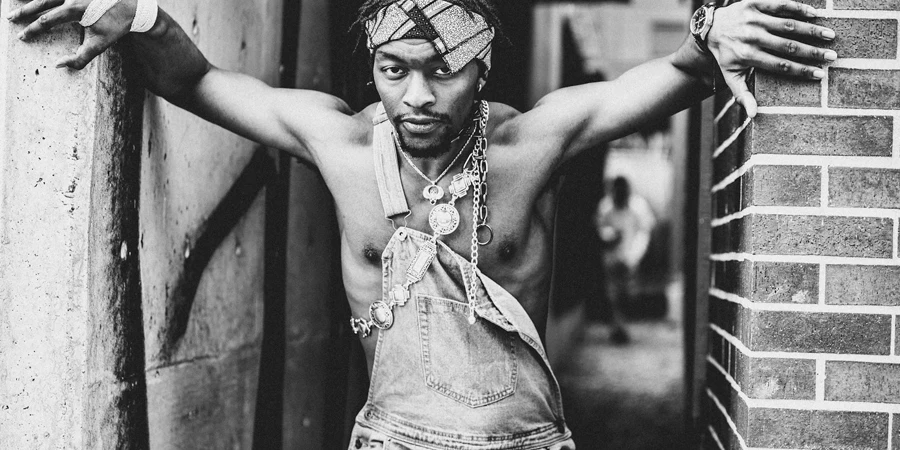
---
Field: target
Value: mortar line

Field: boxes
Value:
[712,154,900,194]
[710,253,900,266]
[708,425,727,450]
[713,340,900,414]
[829,59,900,70]
[711,287,900,315]
[818,10,900,19]
[746,398,900,413]
[701,356,890,415]
[711,323,900,364]
[892,315,897,357]
[894,116,899,160]
[748,154,900,169]
[824,0,833,9]
[821,165,829,208]
[715,96,737,124]
[706,388,751,450]
[758,106,900,117]
[897,19,900,61]
[816,359,826,402]
[712,161,753,193]
[819,263,827,305]
[894,217,899,260]
[889,414,894,450]
[713,116,752,159]
[821,66,828,109]
[710,206,899,228]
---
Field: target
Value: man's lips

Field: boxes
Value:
[401,117,443,134]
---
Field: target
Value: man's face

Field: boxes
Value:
[373,39,482,158]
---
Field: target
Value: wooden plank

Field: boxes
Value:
[147,345,261,449]
[140,0,282,447]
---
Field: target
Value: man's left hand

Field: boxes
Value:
[709,0,837,117]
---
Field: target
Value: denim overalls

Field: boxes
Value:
[348,105,575,450]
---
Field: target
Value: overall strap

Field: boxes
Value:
[372,103,411,221]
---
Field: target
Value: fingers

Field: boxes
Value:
[17,6,81,40]
[723,72,758,118]
[55,38,106,70]
[5,0,65,22]
[744,45,826,80]
[752,32,838,63]
[757,13,836,41]
[750,0,818,20]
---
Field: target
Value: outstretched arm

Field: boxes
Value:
[7,0,355,162]
[505,0,835,165]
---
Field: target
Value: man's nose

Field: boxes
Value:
[402,73,436,109]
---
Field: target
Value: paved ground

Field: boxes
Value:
[557,320,690,450]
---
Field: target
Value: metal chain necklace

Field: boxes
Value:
[395,125,477,205]
[465,101,490,323]
[351,101,491,337]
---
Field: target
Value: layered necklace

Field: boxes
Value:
[396,124,476,206]
[351,101,491,338]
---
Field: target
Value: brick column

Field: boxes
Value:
[706,2,900,449]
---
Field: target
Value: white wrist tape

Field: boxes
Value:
[130,0,158,33]
[79,0,119,27]
[78,0,157,32]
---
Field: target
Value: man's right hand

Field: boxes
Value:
[6,0,142,69]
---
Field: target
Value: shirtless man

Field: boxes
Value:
[8,0,836,447]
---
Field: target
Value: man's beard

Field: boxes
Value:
[391,109,461,158]
[394,126,456,158]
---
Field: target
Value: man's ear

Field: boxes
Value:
[477,77,487,93]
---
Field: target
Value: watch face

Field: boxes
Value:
[691,8,707,35]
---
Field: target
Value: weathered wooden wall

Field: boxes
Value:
[139,0,282,447]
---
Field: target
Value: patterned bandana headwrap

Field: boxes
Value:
[365,0,495,74]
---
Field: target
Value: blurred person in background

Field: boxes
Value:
[595,176,656,344]
[9,0,838,447]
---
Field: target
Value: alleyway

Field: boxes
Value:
[557,321,689,450]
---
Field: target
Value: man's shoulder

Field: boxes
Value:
[317,102,377,148]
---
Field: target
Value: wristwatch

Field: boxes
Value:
[690,2,718,54]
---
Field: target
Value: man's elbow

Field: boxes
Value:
[151,63,213,107]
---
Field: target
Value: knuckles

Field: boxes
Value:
[785,41,798,54]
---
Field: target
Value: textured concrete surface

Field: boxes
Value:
[1,3,147,447]
[557,321,688,449]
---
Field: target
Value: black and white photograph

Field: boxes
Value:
[1,0,897,448]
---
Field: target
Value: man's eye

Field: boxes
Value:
[382,67,407,77]
[435,67,453,76]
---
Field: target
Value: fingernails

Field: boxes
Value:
[5,9,18,21]
[806,7,818,17]
[813,69,826,79]
[824,50,838,61]
[822,28,836,40]
[17,31,25,41]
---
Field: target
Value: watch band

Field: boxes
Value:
[691,2,717,54]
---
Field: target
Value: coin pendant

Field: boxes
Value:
[429,204,460,236]
[423,185,444,205]
[370,301,394,330]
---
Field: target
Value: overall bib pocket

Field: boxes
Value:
[416,294,518,408]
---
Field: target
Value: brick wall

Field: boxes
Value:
[706,1,900,449]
